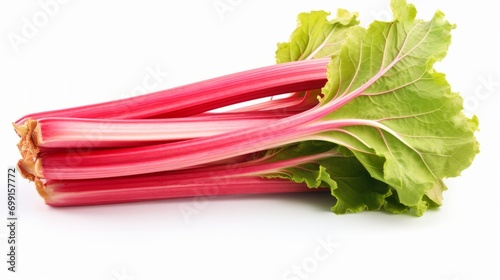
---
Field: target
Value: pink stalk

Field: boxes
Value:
[15,58,329,125]
[40,177,321,207]
[37,148,336,206]
[19,112,292,149]
[20,100,339,180]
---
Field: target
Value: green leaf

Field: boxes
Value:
[275,9,359,63]
[265,142,391,214]
[318,0,479,213]
[324,153,392,214]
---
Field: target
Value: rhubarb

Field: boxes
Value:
[13,0,479,215]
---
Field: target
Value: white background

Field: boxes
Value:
[1,1,499,279]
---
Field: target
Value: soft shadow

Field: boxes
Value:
[201,191,336,212]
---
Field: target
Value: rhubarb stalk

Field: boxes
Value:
[15,58,329,125]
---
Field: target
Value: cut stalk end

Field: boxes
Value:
[14,119,42,164]
[35,178,50,201]
[17,158,44,181]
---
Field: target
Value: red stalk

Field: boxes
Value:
[15,58,329,125]
[37,148,336,206]
[21,102,329,180]
[21,111,293,149]
[40,177,321,207]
